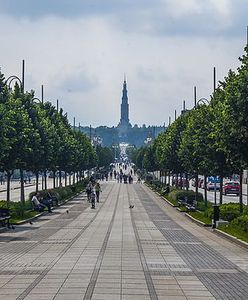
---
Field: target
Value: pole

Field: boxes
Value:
[169,116,171,126]
[213,67,216,93]
[22,59,25,92]
[174,109,177,121]
[41,85,44,104]
[56,99,59,112]
[194,86,197,108]
[183,100,186,111]
[214,176,217,205]
[90,125,92,141]
[73,117,76,131]
[79,122,81,132]
[247,170,248,206]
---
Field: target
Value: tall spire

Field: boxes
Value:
[120,77,129,124]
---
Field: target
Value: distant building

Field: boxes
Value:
[117,79,132,141]
[78,78,166,147]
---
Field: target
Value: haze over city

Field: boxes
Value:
[0,0,247,126]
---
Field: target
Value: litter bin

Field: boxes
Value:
[212,205,220,228]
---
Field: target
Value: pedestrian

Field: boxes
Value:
[95,182,102,202]
[91,189,96,209]
[86,182,92,202]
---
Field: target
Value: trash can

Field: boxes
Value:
[212,205,220,228]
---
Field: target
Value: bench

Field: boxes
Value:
[32,202,45,213]
[0,208,11,228]
[178,197,196,212]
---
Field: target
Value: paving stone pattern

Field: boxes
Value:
[0,182,248,299]
[135,185,248,300]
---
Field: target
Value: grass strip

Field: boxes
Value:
[218,225,248,244]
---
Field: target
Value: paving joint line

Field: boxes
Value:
[83,183,121,300]
[127,184,158,300]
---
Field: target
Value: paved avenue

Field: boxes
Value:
[0,182,248,299]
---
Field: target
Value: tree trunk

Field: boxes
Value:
[204,175,207,208]
[35,172,39,192]
[73,172,75,185]
[44,170,47,190]
[239,170,243,213]
[195,173,199,202]
[219,176,223,205]
[6,171,12,204]
[20,169,25,204]
[59,170,62,187]
[69,173,71,186]
[65,173,67,186]
[175,174,179,189]
[53,171,56,189]
[186,173,189,191]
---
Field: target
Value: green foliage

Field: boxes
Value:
[188,211,212,225]
[0,69,98,205]
[95,145,114,168]
[230,215,248,232]
[219,203,244,222]
[168,189,203,202]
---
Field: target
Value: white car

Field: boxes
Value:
[207,181,220,191]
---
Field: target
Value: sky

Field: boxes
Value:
[0,0,247,127]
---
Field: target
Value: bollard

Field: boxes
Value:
[212,205,220,228]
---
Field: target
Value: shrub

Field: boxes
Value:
[231,215,248,232]
[169,189,203,203]
[220,203,242,222]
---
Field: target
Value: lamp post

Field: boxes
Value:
[195,97,210,207]
[5,60,26,204]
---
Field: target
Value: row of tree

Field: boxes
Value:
[133,46,248,212]
[0,71,98,203]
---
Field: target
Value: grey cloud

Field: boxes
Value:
[0,0,246,38]
[57,71,98,93]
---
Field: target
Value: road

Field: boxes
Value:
[0,178,66,202]
[0,180,248,299]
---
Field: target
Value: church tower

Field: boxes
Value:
[117,78,131,141]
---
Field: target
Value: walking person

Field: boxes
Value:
[91,189,96,209]
[95,182,102,203]
[86,182,92,202]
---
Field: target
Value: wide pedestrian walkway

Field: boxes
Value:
[0,182,248,299]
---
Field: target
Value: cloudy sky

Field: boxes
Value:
[0,0,247,127]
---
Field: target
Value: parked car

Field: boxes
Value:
[223,181,240,196]
[207,181,220,191]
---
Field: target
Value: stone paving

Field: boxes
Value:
[0,181,248,299]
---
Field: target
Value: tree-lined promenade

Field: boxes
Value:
[134,46,248,206]
[0,70,98,205]
[133,46,248,238]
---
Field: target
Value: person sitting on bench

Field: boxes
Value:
[32,193,52,213]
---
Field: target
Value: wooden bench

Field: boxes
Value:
[0,208,11,228]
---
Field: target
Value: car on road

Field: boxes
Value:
[207,181,220,191]
[223,181,240,196]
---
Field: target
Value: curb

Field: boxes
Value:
[213,228,248,250]
[0,183,36,193]
[185,212,212,227]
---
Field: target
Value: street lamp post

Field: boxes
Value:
[5,60,26,204]
[195,97,210,206]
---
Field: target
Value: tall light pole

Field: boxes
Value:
[5,60,25,204]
